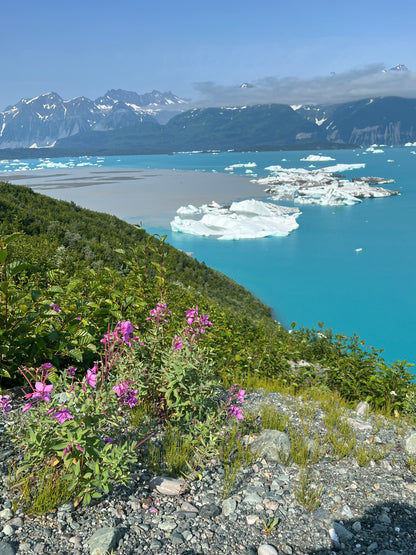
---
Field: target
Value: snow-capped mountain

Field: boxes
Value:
[0,90,187,149]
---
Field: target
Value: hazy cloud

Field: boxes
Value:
[191,64,416,107]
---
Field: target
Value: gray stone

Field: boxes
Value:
[352,521,362,532]
[356,401,370,417]
[0,543,16,555]
[199,503,221,518]
[149,539,163,551]
[0,509,13,520]
[258,544,279,555]
[250,430,291,463]
[158,520,177,532]
[87,527,123,555]
[246,514,259,525]
[402,432,416,456]
[376,551,401,555]
[368,542,378,552]
[180,501,198,513]
[243,492,263,505]
[347,418,373,432]
[378,513,391,525]
[1,525,14,537]
[222,498,237,516]
[149,476,184,496]
[170,532,184,545]
[333,522,354,541]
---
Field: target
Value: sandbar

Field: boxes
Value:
[0,167,265,227]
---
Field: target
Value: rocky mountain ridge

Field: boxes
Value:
[1,90,416,152]
[0,90,186,149]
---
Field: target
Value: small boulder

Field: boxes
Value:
[250,430,291,463]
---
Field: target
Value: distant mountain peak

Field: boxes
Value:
[383,64,409,73]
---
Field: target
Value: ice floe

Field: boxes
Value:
[171,199,301,240]
[225,162,257,171]
[300,154,335,162]
[252,166,399,206]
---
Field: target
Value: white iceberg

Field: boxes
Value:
[171,199,301,240]
[300,154,335,162]
[252,165,399,206]
[224,162,257,171]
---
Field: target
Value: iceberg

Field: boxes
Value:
[300,154,335,162]
[171,199,301,240]
[252,165,400,206]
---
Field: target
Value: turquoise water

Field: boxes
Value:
[1,147,415,365]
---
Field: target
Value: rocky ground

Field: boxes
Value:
[1,389,416,555]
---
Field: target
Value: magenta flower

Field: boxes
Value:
[146,302,172,324]
[237,389,245,403]
[67,366,77,376]
[85,365,98,388]
[27,382,53,402]
[0,395,11,414]
[41,362,53,370]
[22,402,33,413]
[50,302,62,313]
[52,408,73,423]
[104,437,114,444]
[172,336,183,351]
[228,405,244,420]
[112,381,131,397]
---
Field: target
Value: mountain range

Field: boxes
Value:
[1,89,416,154]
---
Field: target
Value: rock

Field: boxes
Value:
[402,432,416,456]
[87,527,123,555]
[149,476,184,496]
[250,430,291,463]
[258,544,279,555]
[0,543,16,555]
[246,514,259,525]
[180,501,198,513]
[333,522,354,541]
[356,401,370,417]
[0,509,13,520]
[158,520,177,532]
[378,513,391,525]
[347,418,373,432]
[243,492,263,505]
[199,503,221,518]
[352,521,362,532]
[1,525,14,536]
[170,531,184,544]
[222,498,237,516]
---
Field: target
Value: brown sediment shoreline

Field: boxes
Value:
[0,167,265,227]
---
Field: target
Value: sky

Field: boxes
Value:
[1,0,416,110]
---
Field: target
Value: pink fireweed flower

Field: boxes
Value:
[52,408,73,424]
[237,389,245,403]
[172,336,183,351]
[28,382,53,402]
[104,437,114,444]
[228,405,244,420]
[41,362,53,370]
[66,366,77,376]
[22,402,33,413]
[49,302,62,313]
[124,390,138,408]
[112,380,132,397]
[0,395,11,414]
[85,365,98,388]
[146,302,172,324]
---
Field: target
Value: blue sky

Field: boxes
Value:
[2,0,416,109]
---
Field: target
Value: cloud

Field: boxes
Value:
[191,64,416,107]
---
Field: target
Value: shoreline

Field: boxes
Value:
[0,167,266,228]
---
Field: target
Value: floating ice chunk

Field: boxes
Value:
[355,248,363,252]
[405,141,416,146]
[176,204,201,215]
[224,162,257,171]
[322,163,366,172]
[300,154,335,162]
[366,146,384,153]
[171,199,301,240]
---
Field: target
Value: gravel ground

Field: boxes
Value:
[1,389,416,555]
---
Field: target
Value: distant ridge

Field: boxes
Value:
[1,91,416,154]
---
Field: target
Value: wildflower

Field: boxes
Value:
[172,336,183,351]
[390,391,397,397]
[52,408,73,423]
[228,405,244,420]
[22,402,33,413]
[67,366,77,376]
[41,362,53,370]
[49,302,62,313]
[112,380,132,397]
[0,395,11,414]
[104,437,114,444]
[237,389,245,403]
[25,382,53,402]
[146,302,171,324]
[85,365,98,388]
[150,507,158,514]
